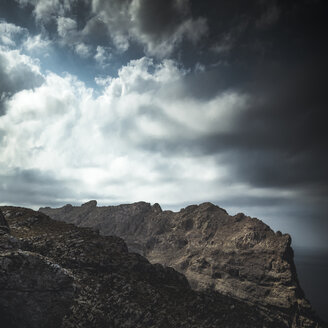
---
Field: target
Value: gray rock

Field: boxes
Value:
[2,205,307,328]
[40,201,326,327]
[0,250,75,328]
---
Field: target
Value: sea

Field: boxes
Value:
[294,247,328,323]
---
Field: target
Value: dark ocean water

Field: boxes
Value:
[293,248,328,323]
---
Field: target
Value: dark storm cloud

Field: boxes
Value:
[133,57,327,196]
[134,0,189,36]
[227,63,327,191]
[218,2,327,193]
[135,0,328,198]
[189,62,327,193]
[130,0,195,44]
[86,0,207,55]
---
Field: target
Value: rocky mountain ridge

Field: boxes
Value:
[39,200,325,327]
[2,206,324,327]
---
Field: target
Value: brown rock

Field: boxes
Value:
[2,205,306,328]
[40,201,326,327]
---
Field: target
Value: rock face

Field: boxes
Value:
[3,206,320,328]
[40,201,326,327]
[0,251,75,328]
[0,210,74,328]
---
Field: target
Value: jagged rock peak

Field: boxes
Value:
[152,202,162,213]
[81,200,97,207]
[181,202,228,214]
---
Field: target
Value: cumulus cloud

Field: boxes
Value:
[17,0,72,22]
[0,56,249,207]
[57,16,77,39]
[55,16,95,58]
[0,20,50,55]
[0,47,44,115]
[89,0,208,56]
[94,46,112,66]
[17,0,208,57]
[0,21,28,47]
[23,34,51,53]
[75,42,92,58]
[87,0,131,52]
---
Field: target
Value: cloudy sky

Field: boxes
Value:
[0,0,327,249]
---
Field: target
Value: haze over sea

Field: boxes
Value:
[294,248,328,322]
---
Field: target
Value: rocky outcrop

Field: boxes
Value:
[0,251,75,328]
[3,206,316,328]
[40,201,326,327]
[0,210,74,328]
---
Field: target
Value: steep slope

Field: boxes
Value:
[40,200,325,327]
[0,207,321,328]
[1,205,314,328]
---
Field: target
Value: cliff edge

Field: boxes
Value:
[40,201,325,327]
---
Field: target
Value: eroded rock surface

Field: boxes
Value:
[0,210,74,328]
[40,201,326,327]
[3,206,317,328]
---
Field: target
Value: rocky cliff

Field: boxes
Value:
[39,201,325,327]
[2,206,322,328]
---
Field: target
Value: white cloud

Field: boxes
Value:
[15,0,208,58]
[0,47,44,114]
[57,16,77,39]
[89,0,131,52]
[94,46,111,65]
[23,34,51,53]
[17,0,72,22]
[0,21,27,47]
[95,76,112,86]
[75,43,92,58]
[0,21,51,55]
[57,17,94,58]
[0,47,42,76]
[0,56,248,205]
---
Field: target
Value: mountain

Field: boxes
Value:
[39,200,325,327]
[2,206,321,328]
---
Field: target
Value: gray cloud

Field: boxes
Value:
[16,0,208,57]
[16,0,73,22]
[0,168,75,208]
[0,47,44,115]
[127,0,207,56]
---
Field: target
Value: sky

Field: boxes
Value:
[0,0,327,249]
